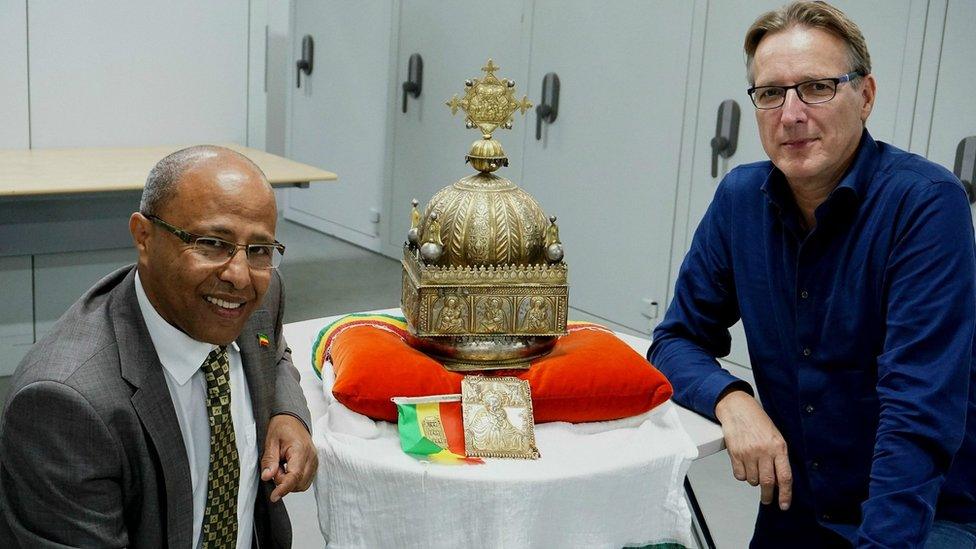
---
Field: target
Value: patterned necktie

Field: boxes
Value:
[200,346,239,548]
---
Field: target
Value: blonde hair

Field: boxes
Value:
[744,1,871,84]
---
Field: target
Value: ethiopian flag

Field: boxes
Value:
[392,395,483,465]
[311,313,409,379]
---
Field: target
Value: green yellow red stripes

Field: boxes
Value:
[394,395,482,465]
[311,313,409,379]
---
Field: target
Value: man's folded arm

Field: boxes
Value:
[270,339,311,430]
[269,270,311,430]
[649,181,752,420]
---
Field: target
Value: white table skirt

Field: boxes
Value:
[287,310,706,548]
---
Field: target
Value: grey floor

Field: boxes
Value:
[0,219,759,548]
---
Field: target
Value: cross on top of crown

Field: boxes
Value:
[446,58,532,139]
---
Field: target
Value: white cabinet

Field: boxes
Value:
[913,0,976,224]
[680,0,927,367]
[0,257,34,376]
[283,0,395,250]
[520,0,697,333]
[32,249,135,341]
[27,0,250,148]
[378,0,697,334]
[0,0,29,148]
[384,0,530,255]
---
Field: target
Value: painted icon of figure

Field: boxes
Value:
[481,297,508,333]
[436,296,464,333]
[522,297,549,332]
[468,390,524,453]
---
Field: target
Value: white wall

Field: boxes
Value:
[0,0,29,148]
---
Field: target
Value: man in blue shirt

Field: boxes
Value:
[649,2,976,547]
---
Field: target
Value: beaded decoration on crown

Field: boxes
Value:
[401,59,568,372]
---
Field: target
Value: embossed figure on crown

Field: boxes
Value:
[435,295,466,333]
[479,297,509,333]
[520,296,551,333]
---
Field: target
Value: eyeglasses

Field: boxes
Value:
[747,71,864,110]
[145,214,285,269]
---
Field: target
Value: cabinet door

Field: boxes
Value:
[919,0,976,226]
[384,0,529,255]
[284,0,395,250]
[683,0,925,367]
[33,249,135,341]
[520,0,697,334]
[0,0,28,148]
[27,0,249,148]
[0,257,34,375]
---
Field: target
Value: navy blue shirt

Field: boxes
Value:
[650,131,976,547]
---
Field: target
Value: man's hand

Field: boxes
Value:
[715,390,792,510]
[260,414,318,503]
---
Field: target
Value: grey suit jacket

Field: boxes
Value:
[0,265,312,548]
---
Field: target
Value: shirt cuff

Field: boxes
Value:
[693,371,753,422]
[272,411,311,434]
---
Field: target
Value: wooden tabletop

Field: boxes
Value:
[0,144,337,197]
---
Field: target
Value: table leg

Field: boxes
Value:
[685,476,716,549]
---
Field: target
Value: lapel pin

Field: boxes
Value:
[257,333,270,347]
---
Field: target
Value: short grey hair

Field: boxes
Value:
[744,1,871,85]
[140,145,267,215]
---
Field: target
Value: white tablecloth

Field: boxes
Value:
[288,312,699,548]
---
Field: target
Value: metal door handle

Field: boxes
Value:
[535,72,559,140]
[296,35,314,88]
[402,53,423,113]
[710,99,740,177]
[954,136,976,204]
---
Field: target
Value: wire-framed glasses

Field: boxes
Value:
[145,214,285,269]
[747,71,864,110]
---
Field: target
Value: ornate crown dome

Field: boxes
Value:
[400,59,568,371]
[421,171,548,267]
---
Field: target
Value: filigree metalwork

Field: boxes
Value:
[433,294,467,333]
[518,296,553,333]
[421,173,548,268]
[402,250,568,339]
[401,59,568,370]
[462,376,539,459]
[445,59,532,139]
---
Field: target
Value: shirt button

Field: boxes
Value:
[805,404,815,414]
[802,347,812,357]
[810,460,820,470]
[800,290,809,299]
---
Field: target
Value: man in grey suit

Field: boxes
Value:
[0,145,318,548]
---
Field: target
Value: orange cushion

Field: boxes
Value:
[312,314,672,423]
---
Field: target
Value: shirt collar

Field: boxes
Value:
[831,129,880,202]
[761,129,880,223]
[134,270,240,385]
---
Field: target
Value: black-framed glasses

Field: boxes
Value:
[747,71,864,110]
[145,214,285,269]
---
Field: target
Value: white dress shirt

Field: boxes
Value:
[135,272,258,549]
